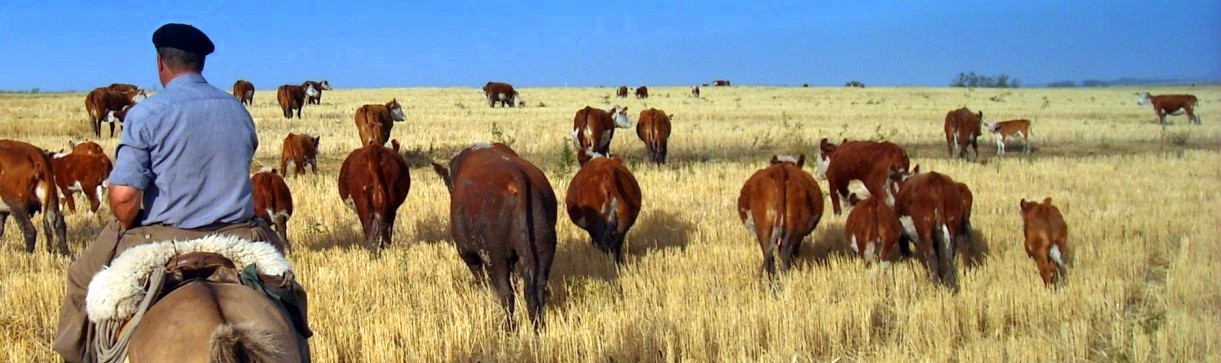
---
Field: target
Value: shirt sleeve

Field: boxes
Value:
[108,105,157,190]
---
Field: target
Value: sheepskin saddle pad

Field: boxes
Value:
[86,234,291,323]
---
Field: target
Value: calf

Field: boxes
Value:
[944,107,983,160]
[280,133,321,178]
[338,141,411,256]
[985,119,1031,155]
[634,86,649,99]
[565,155,642,264]
[232,80,255,105]
[814,138,910,216]
[737,154,824,277]
[1020,197,1068,286]
[85,87,145,138]
[354,99,407,146]
[1137,92,1200,124]
[616,86,629,98]
[252,169,294,250]
[0,140,68,254]
[635,108,672,164]
[48,141,113,214]
[572,105,633,165]
[432,143,557,331]
[276,84,318,119]
[892,169,969,289]
[303,80,331,105]
[844,191,901,267]
[690,86,700,98]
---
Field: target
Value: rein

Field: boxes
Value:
[93,266,165,363]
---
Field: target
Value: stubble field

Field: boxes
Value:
[1,84,1219,362]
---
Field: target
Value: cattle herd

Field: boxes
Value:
[0,79,1205,332]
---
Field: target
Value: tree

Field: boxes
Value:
[1047,80,1076,88]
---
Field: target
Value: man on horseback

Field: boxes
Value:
[53,23,312,362]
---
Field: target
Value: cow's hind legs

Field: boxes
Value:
[13,210,37,253]
[0,211,8,237]
[490,261,517,332]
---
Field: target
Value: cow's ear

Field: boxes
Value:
[912,164,920,174]
[668,114,674,120]
[431,162,453,191]
[391,140,401,152]
[1043,197,1052,205]
[796,154,806,168]
[769,155,780,164]
[1020,199,1031,212]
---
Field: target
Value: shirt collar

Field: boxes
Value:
[165,73,207,89]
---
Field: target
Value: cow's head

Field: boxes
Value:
[814,138,838,180]
[1136,91,1150,105]
[388,99,407,122]
[304,84,319,97]
[130,90,148,104]
[319,80,332,90]
[511,92,525,107]
[769,154,805,168]
[984,122,999,133]
[610,105,632,128]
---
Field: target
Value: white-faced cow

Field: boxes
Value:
[1137,92,1200,124]
[944,107,983,160]
[565,154,642,264]
[985,119,1032,155]
[635,108,672,164]
[48,141,113,214]
[737,155,824,277]
[338,141,411,257]
[814,138,910,216]
[431,143,557,331]
[1020,197,1068,286]
[483,81,520,108]
[891,168,969,289]
[280,133,320,178]
[252,169,294,251]
[302,80,331,105]
[0,140,68,254]
[572,105,632,165]
[232,80,254,106]
[354,99,407,147]
[690,86,700,98]
[276,84,318,119]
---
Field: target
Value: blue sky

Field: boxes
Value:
[0,1,1217,91]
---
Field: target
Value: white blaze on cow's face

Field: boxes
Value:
[1136,92,1150,105]
[320,80,332,90]
[389,101,407,122]
[132,91,148,103]
[305,85,319,97]
[610,106,632,128]
[813,152,831,180]
[985,122,999,134]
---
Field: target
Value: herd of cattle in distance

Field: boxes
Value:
[0,79,1204,331]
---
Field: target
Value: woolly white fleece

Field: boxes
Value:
[86,235,291,322]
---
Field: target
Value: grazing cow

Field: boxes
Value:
[985,119,1032,155]
[713,80,731,87]
[302,80,331,105]
[1020,197,1068,286]
[635,108,672,164]
[48,141,113,214]
[565,155,642,264]
[275,84,318,119]
[814,138,911,216]
[844,191,901,267]
[85,87,145,138]
[482,81,520,108]
[737,155,824,276]
[0,140,68,254]
[634,86,649,99]
[431,143,557,331]
[338,141,411,256]
[1137,92,1200,124]
[354,99,407,147]
[251,169,294,250]
[616,86,629,98]
[232,80,255,106]
[892,169,969,289]
[944,107,983,160]
[280,133,320,178]
[691,86,700,98]
[572,105,632,165]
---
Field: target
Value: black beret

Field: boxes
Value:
[152,23,214,55]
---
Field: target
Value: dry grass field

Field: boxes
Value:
[1,84,1219,362]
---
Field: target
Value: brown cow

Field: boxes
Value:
[354,99,407,147]
[690,86,700,98]
[814,138,911,216]
[252,169,294,250]
[1020,197,1068,286]
[944,107,983,160]
[431,142,556,331]
[0,140,68,254]
[48,141,113,214]
[1138,92,1200,124]
[303,80,331,105]
[634,86,649,99]
[482,81,520,108]
[280,133,320,178]
[635,108,672,164]
[565,155,642,264]
[737,154,825,277]
[338,141,411,256]
[232,80,255,105]
[844,191,901,267]
[892,169,969,289]
[571,105,632,165]
[616,86,629,98]
[85,87,145,137]
[713,80,731,86]
[984,119,1031,155]
[276,84,318,119]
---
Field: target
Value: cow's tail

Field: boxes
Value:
[768,173,790,255]
[366,148,389,251]
[31,156,67,254]
[209,323,282,363]
[1049,244,1067,282]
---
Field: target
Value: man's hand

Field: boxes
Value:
[108,185,142,228]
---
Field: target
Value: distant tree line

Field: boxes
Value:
[1047,79,1109,88]
[949,71,1020,88]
